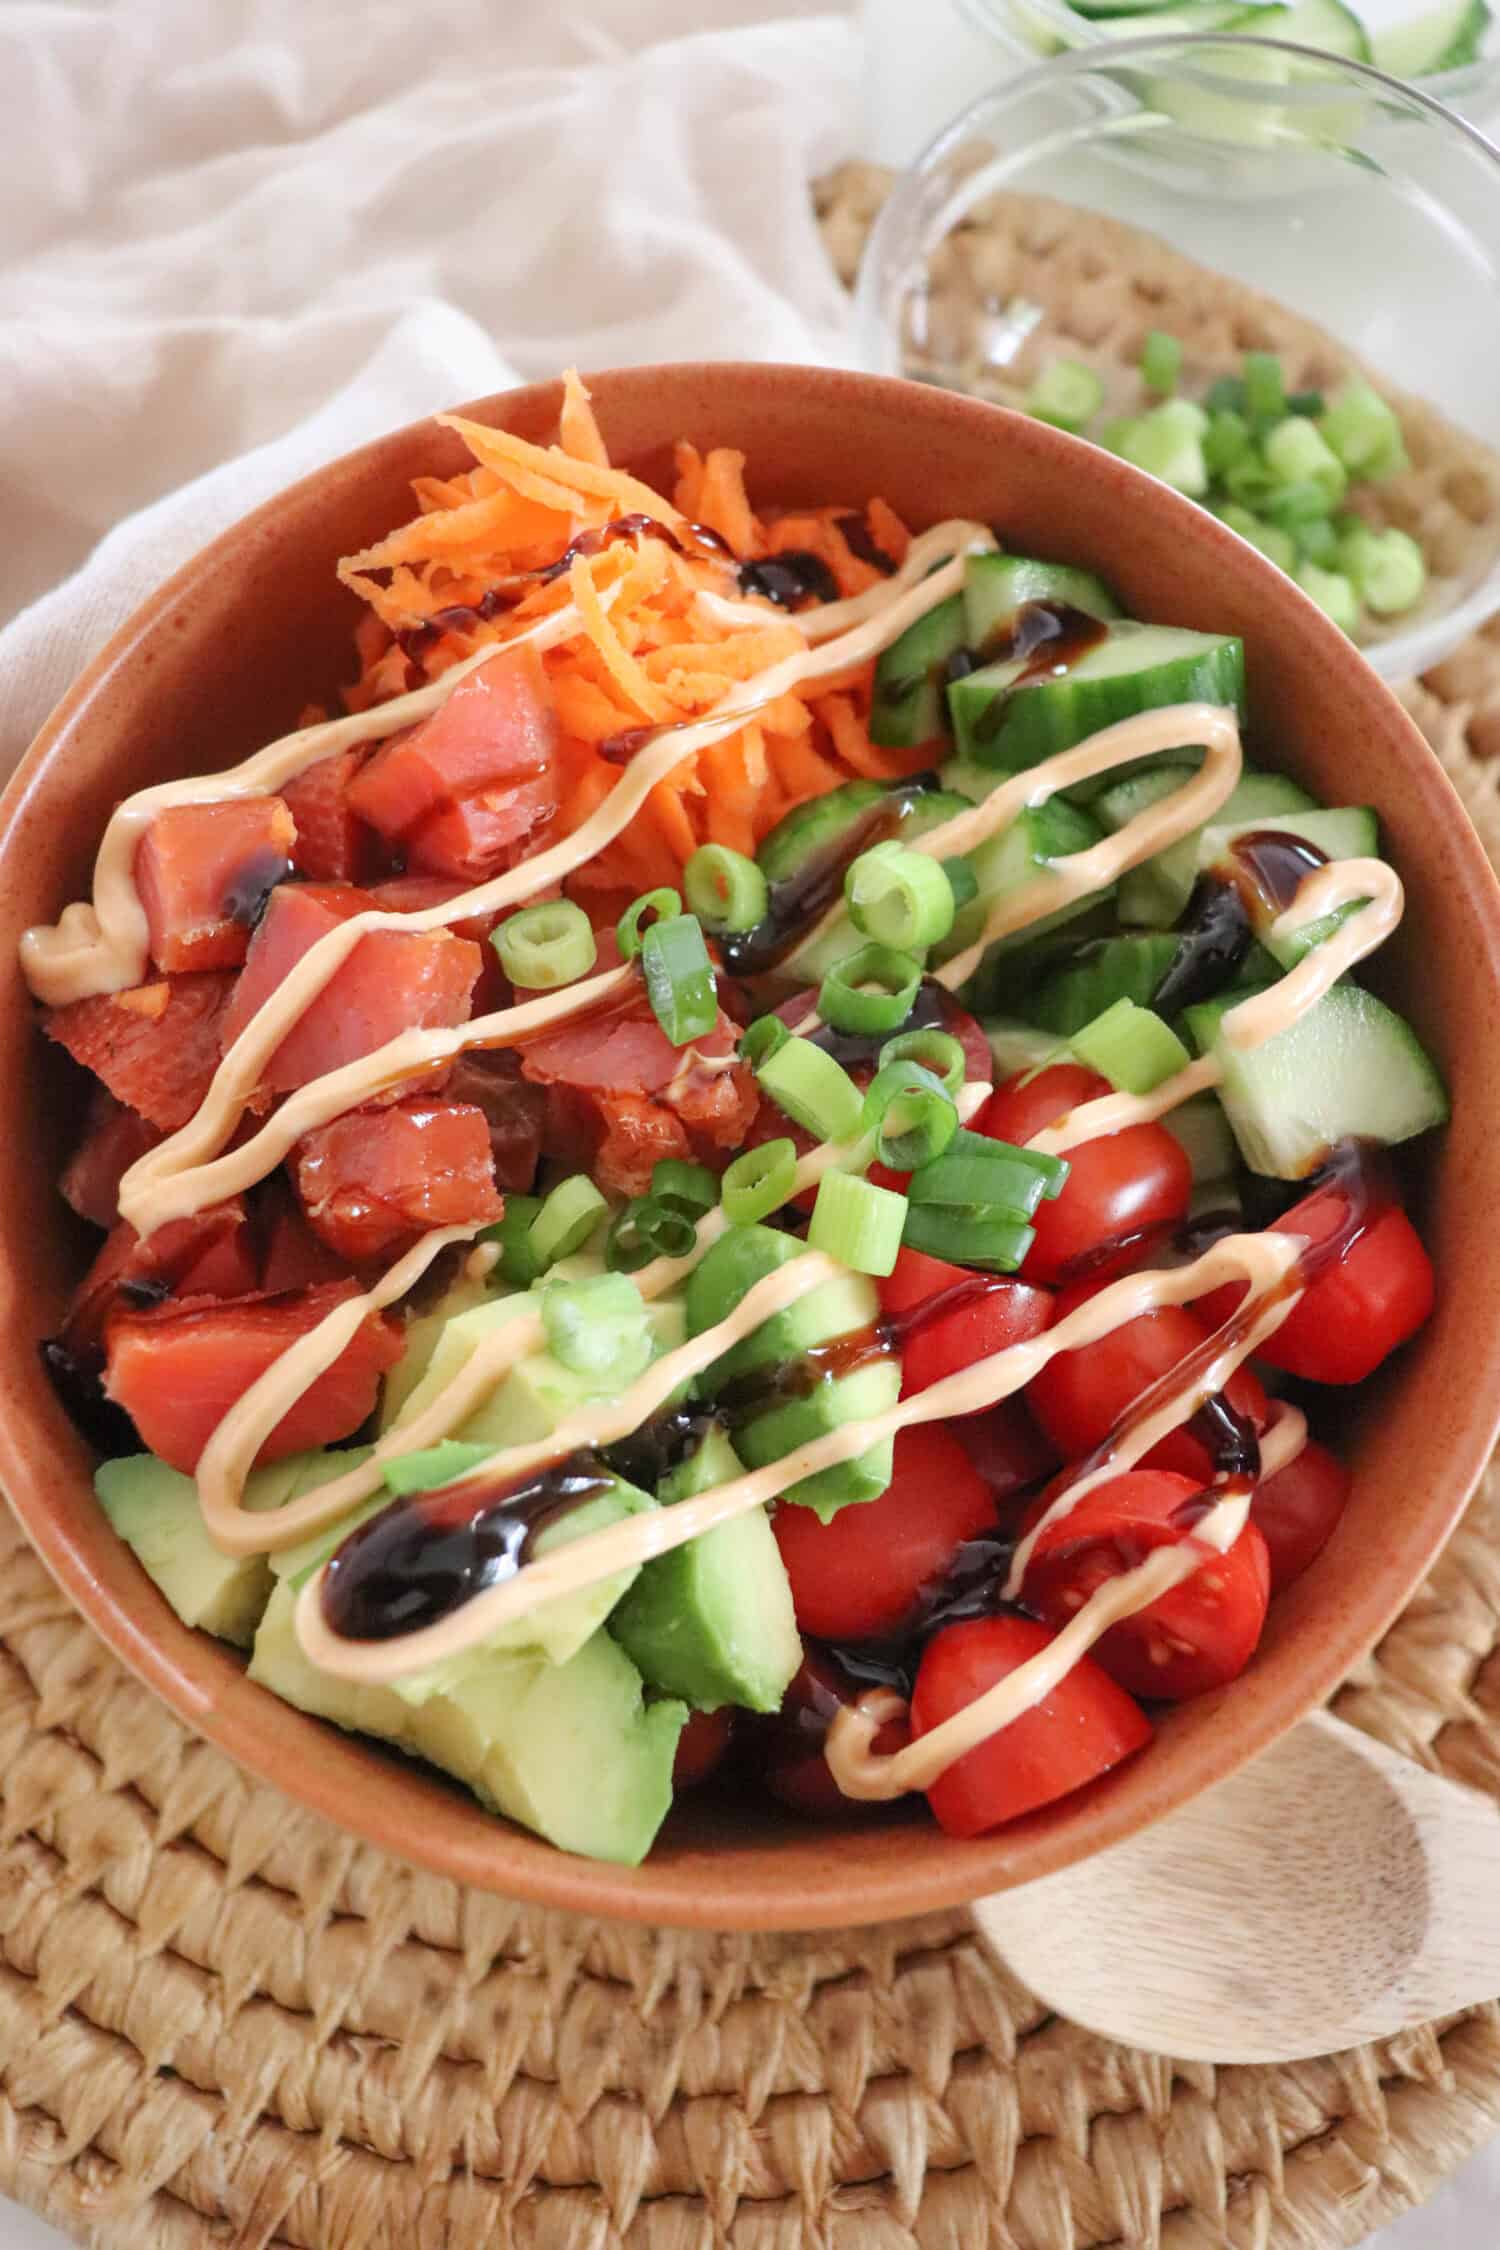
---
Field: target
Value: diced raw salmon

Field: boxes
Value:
[64,1199,254,1354]
[281,749,376,883]
[258,1191,355,1292]
[346,644,559,842]
[220,883,482,1094]
[135,797,296,973]
[591,1090,696,1199]
[104,1280,403,1473]
[60,1088,163,1230]
[292,1099,503,1261]
[405,775,558,882]
[46,971,237,1131]
[442,1049,547,1191]
[368,872,504,949]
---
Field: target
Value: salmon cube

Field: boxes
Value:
[346,644,559,841]
[292,1098,503,1261]
[135,797,296,973]
[61,1088,163,1230]
[220,883,482,1094]
[367,872,504,949]
[405,773,558,882]
[256,1185,355,1293]
[443,1050,547,1191]
[64,1199,254,1354]
[281,749,375,883]
[46,971,237,1130]
[104,1280,403,1473]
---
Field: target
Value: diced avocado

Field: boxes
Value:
[249,1578,429,1740]
[379,1287,538,1437]
[611,1427,800,1712]
[962,553,1120,651]
[948,621,1246,774]
[1185,982,1449,1178]
[378,1273,494,1433]
[95,1453,285,1645]
[1107,767,1318,928]
[268,1448,379,1584]
[684,1226,899,1521]
[869,592,968,749]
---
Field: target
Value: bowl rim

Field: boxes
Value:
[3,360,1500,1928]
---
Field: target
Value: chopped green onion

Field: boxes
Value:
[902,1202,1035,1272]
[542,1270,654,1381]
[845,841,956,954]
[943,856,979,912]
[1263,417,1347,506]
[482,1193,544,1287]
[1026,357,1105,433]
[1204,374,1248,417]
[1342,524,1427,616]
[492,898,597,991]
[1099,414,1145,459]
[818,943,923,1037]
[908,1126,1068,1212]
[1243,351,1287,429]
[808,1169,908,1278]
[1319,380,1406,479]
[616,887,681,960]
[529,1174,607,1269]
[1070,998,1191,1095]
[1223,455,1276,509]
[721,1138,797,1227]
[1218,503,1296,575]
[863,1060,959,1171]
[1204,408,1252,477]
[756,1038,862,1142]
[740,1012,790,1069]
[635,1195,698,1260]
[1262,480,1334,534]
[683,843,768,934]
[650,1158,718,1219]
[1287,389,1325,418]
[605,1201,658,1274]
[1294,561,1360,636]
[1141,329,1182,397]
[878,1026,966,1097]
[1120,402,1208,498]
[1295,517,1342,569]
[642,912,717,1046]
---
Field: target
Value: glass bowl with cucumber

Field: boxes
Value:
[855,40,1500,679]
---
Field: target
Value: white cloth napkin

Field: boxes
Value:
[0,0,858,777]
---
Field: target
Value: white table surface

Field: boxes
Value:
[3,1,1495,2243]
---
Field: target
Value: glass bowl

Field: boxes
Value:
[853,35,1500,678]
[957,0,1500,127]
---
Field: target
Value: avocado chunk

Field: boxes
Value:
[249,1578,428,1740]
[611,1427,800,1711]
[684,1226,899,1521]
[92,1451,319,1645]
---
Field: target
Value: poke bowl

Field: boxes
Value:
[0,361,1497,1931]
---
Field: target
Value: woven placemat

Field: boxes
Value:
[7,186,1500,2250]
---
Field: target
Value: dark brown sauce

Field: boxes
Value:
[835,513,898,575]
[710,1322,897,1432]
[822,1534,1023,1702]
[598,696,775,768]
[737,551,840,609]
[222,848,292,931]
[1227,827,1328,918]
[321,1449,616,1643]
[1150,877,1253,1017]
[718,782,940,978]
[972,603,1110,744]
[801,974,953,1074]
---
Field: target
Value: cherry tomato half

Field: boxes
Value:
[1021,1469,1271,1702]
[877,1245,1053,1398]
[772,1423,997,1641]
[1197,1179,1435,1385]
[911,1613,1152,1837]
[1027,1279,1269,1483]
[977,1065,1191,1286]
[1251,1438,1352,1595]
[954,1398,1060,1509]
[760,1646,910,1818]
[673,1707,736,1790]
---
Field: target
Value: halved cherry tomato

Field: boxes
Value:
[977,1065,1191,1286]
[877,1245,1053,1398]
[135,796,295,973]
[760,1647,911,1818]
[673,1707,736,1789]
[103,1281,403,1474]
[1021,1469,1271,1701]
[772,1424,997,1641]
[45,970,237,1132]
[1027,1276,1269,1483]
[911,1613,1152,1837]
[954,1398,1060,1508]
[1252,1438,1352,1594]
[1196,1177,1435,1384]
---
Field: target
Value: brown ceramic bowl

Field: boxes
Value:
[2,364,1498,1930]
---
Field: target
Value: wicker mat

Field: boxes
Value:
[7,193,1500,2250]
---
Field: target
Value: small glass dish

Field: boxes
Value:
[958,0,1500,127]
[854,35,1500,678]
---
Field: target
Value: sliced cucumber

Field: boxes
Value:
[1200,805,1380,968]
[1282,0,1372,56]
[963,554,1120,654]
[936,795,1108,968]
[1025,932,1183,1035]
[1185,983,1448,1178]
[1163,1091,1240,1182]
[1111,769,1319,928]
[948,621,1246,774]
[1372,0,1490,75]
[982,1017,1068,1080]
[782,786,974,983]
[870,594,968,750]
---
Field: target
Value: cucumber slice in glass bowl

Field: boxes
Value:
[854,41,1500,678]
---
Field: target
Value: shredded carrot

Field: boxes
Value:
[335,406,929,889]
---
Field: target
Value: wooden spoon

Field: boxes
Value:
[974,1711,1500,2062]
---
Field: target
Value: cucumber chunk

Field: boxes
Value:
[982,1016,1068,1080]
[948,621,1246,774]
[870,594,968,749]
[1282,0,1371,57]
[936,794,1109,968]
[963,554,1119,651]
[1109,769,1319,928]
[1200,805,1380,966]
[1163,1092,1239,1182]
[1185,983,1448,1178]
[1373,0,1490,75]
[783,786,974,983]
[1024,932,1183,1035]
